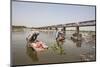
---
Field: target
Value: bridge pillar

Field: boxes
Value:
[63,26,66,34]
[49,27,52,30]
[76,26,79,34]
[76,26,82,40]
[55,27,58,31]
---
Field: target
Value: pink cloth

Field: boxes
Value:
[30,41,48,52]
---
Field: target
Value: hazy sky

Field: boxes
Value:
[12,1,95,27]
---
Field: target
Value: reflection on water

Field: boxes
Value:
[12,30,96,65]
[76,41,82,47]
[26,47,39,62]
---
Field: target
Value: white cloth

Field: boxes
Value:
[26,31,39,41]
[56,30,64,39]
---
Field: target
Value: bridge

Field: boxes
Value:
[33,20,96,30]
[31,20,96,41]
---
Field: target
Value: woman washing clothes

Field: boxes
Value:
[26,31,48,51]
[56,28,65,42]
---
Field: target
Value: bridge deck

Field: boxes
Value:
[34,20,96,29]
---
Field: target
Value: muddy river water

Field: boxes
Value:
[11,30,96,65]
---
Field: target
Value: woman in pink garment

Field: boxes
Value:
[26,31,48,51]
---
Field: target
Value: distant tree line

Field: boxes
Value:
[12,25,27,28]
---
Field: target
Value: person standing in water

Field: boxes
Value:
[56,28,65,42]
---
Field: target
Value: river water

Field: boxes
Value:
[11,30,96,65]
